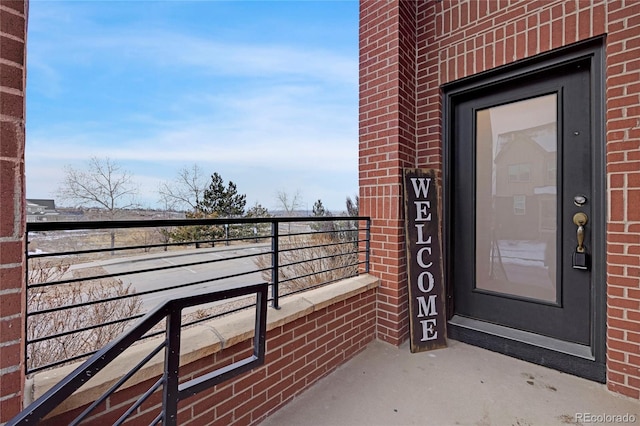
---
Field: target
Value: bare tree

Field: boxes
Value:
[27,260,143,371]
[58,157,139,215]
[159,164,208,212]
[254,233,358,293]
[276,189,303,216]
[57,157,139,249]
[276,189,304,233]
[342,195,360,244]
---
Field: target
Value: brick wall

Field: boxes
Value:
[601,0,640,399]
[0,0,27,422]
[359,0,417,345]
[360,0,640,399]
[38,288,377,425]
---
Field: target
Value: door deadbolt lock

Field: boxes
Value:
[573,195,587,206]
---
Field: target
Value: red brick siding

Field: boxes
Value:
[0,0,27,422]
[359,0,418,345]
[360,0,640,399]
[40,289,377,425]
[605,0,640,400]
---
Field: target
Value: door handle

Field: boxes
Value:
[573,212,588,253]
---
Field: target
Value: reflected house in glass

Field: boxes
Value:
[493,122,558,237]
[475,95,558,302]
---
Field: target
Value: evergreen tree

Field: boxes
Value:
[312,199,328,217]
[312,199,334,233]
[245,202,270,218]
[168,172,247,246]
[245,202,271,241]
[197,172,246,217]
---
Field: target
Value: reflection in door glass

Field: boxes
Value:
[475,94,557,302]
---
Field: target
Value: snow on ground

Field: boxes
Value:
[28,248,48,255]
[497,240,547,267]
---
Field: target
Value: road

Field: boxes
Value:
[79,244,271,311]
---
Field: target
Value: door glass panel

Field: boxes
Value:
[475,94,557,302]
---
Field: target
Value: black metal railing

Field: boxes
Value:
[25,216,370,374]
[8,283,269,426]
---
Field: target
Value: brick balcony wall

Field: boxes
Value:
[360,0,640,399]
[34,282,377,425]
[0,0,27,422]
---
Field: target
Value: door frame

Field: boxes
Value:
[442,37,606,382]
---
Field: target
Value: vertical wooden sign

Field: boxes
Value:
[403,168,447,352]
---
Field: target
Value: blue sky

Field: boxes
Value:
[26,0,359,212]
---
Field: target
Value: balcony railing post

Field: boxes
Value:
[24,230,30,377]
[162,307,181,426]
[271,221,280,309]
[365,218,371,273]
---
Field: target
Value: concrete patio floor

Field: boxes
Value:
[261,339,639,426]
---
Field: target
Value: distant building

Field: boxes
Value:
[26,199,59,222]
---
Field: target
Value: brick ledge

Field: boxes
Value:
[26,274,380,417]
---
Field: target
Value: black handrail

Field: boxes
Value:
[26,215,367,231]
[8,283,269,426]
[25,216,370,373]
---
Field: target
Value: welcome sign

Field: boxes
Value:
[403,168,447,352]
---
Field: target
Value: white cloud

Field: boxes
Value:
[98,32,357,85]
[25,1,359,211]
[27,80,358,209]
[29,17,357,86]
